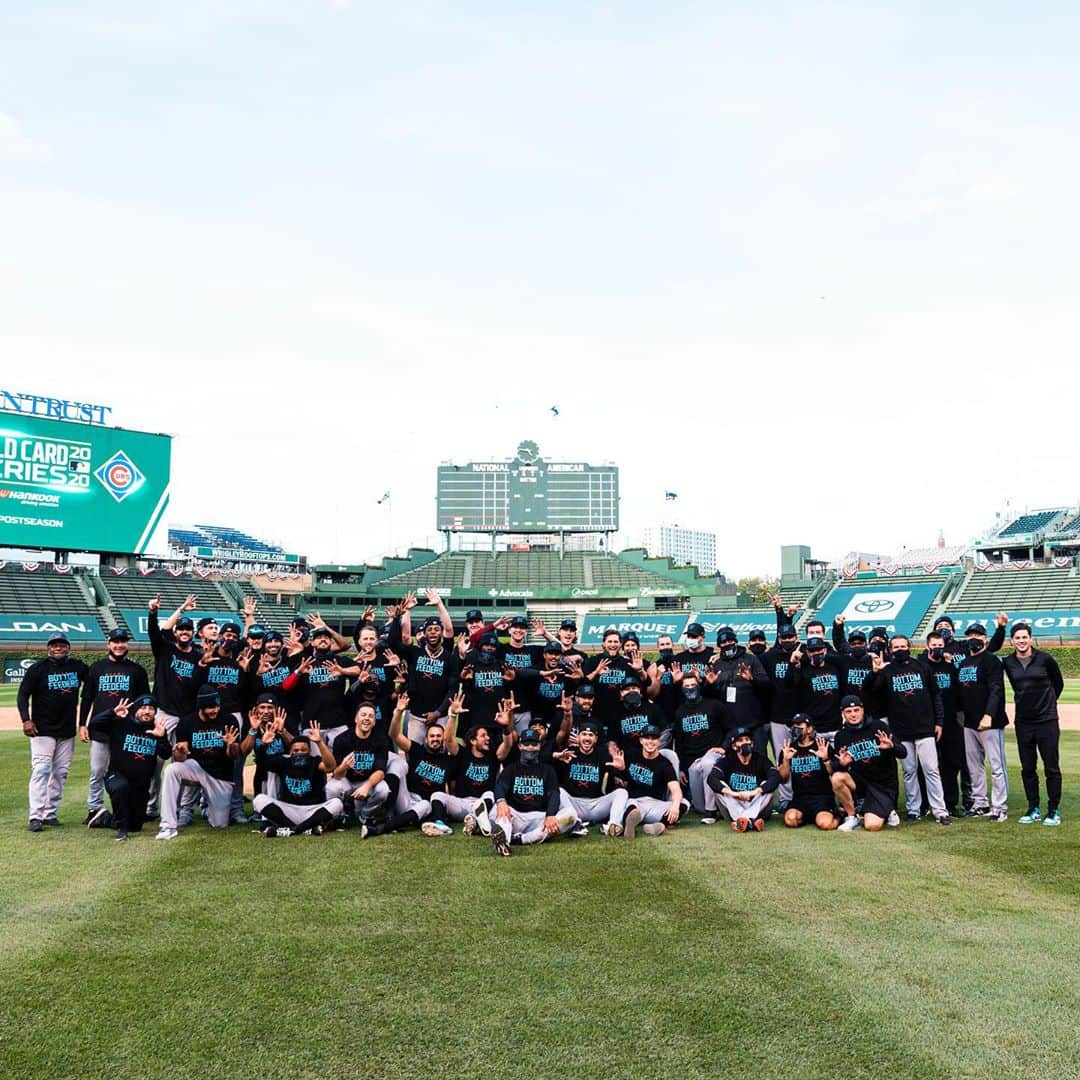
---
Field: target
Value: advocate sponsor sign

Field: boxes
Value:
[0,413,171,553]
[814,583,942,637]
[120,609,236,643]
[580,613,689,646]
[2,656,35,683]
[0,613,101,642]
[948,610,1080,637]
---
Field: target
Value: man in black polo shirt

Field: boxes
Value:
[1003,623,1064,827]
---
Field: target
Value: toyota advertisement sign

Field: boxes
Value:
[814,583,944,637]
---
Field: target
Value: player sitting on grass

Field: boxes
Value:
[776,714,839,831]
[609,724,689,838]
[706,728,781,833]
[253,721,344,837]
[551,720,629,837]
[831,695,907,833]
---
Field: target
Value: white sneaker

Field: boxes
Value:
[700,815,717,825]
[838,815,862,832]
[474,800,492,837]
[154,827,178,841]
[990,810,1008,823]
[886,810,900,827]
[421,821,453,837]
[642,823,667,836]
[555,809,578,831]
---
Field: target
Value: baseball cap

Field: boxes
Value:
[219,621,242,636]
[479,631,499,647]
[574,684,595,698]
[806,636,827,650]
[848,631,867,645]
[622,631,640,645]
[311,625,332,640]
[175,616,194,631]
[465,609,484,622]
[246,624,266,638]
[748,629,767,642]
[509,615,529,629]
[966,623,987,636]
[196,685,221,707]
[255,692,279,707]
[560,619,577,630]
[871,626,888,639]
[716,626,737,644]
[292,616,310,627]
[264,630,283,643]
[577,721,604,736]
[790,712,813,726]
[131,693,156,710]
[840,694,863,709]
[933,615,955,628]
[196,617,218,631]
[107,627,131,642]
[519,728,543,746]
[421,616,442,630]
[543,642,562,655]
[686,622,705,637]
[778,622,797,637]
[47,632,70,645]
[639,724,662,739]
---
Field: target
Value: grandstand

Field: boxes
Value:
[0,564,109,636]
[169,524,285,555]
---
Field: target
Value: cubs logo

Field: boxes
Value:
[94,451,145,503]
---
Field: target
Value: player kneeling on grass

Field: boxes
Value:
[326,704,392,826]
[706,728,781,833]
[490,727,575,856]
[776,714,838,831]
[431,691,514,838]
[363,693,456,839]
[252,722,343,837]
[551,720,629,837]
[831,695,907,833]
[609,725,689,838]
[88,695,171,841]
[155,686,242,841]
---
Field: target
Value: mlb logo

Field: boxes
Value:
[839,591,911,621]
[94,451,145,503]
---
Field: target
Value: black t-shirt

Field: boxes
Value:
[197,656,245,713]
[461,652,511,729]
[245,654,300,717]
[405,741,453,797]
[494,760,560,814]
[585,654,645,722]
[17,657,89,738]
[761,648,801,725]
[331,729,390,781]
[399,643,457,715]
[673,648,714,680]
[672,698,726,764]
[293,652,353,731]
[148,613,202,716]
[80,658,150,738]
[956,652,1008,730]
[175,711,240,782]
[531,668,571,724]
[833,720,904,789]
[265,753,327,806]
[708,752,778,795]
[787,658,847,731]
[555,746,611,800]
[869,659,941,740]
[90,708,170,784]
[453,748,501,797]
[786,743,834,805]
[608,701,667,751]
[621,750,678,800]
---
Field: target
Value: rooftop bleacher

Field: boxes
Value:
[995,510,1064,539]
[887,545,968,567]
[169,524,284,555]
[1048,513,1080,538]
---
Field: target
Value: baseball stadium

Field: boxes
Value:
[1,406,1077,1080]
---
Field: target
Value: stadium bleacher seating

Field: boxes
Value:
[951,565,1080,610]
[231,580,297,632]
[0,567,109,634]
[1048,513,1080,538]
[995,510,1063,538]
[169,524,284,555]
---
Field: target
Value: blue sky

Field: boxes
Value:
[2,3,1079,573]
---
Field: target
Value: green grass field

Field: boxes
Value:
[0,733,1077,1079]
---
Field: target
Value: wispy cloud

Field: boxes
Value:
[0,113,50,162]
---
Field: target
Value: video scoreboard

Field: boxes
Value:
[437,441,618,533]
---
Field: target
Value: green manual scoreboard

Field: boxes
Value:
[0,414,171,554]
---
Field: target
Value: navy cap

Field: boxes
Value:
[292,616,310,627]
[686,622,705,637]
[560,619,577,630]
[778,622,797,637]
[748,629,767,642]
[731,727,754,745]
[790,712,813,726]
[840,694,863,709]
[966,623,987,636]
[175,616,194,631]
[131,693,156,710]
[465,609,484,622]
[871,626,888,639]
[543,642,562,654]
[622,631,640,644]
[196,685,221,707]
[422,616,442,630]
[479,631,499,647]
[311,625,332,640]
[574,684,595,698]
[246,624,266,638]
[219,621,242,636]
[264,630,283,643]
[520,728,543,746]
[196,617,218,631]
[47,632,70,645]
[806,636,826,650]
[510,615,529,629]
[848,630,867,644]
[577,721,604,736]
[254,692,278,707]
[639,724,662,739]
[934,615,955,628]
[107,627,131,642]
[716,626,737,644]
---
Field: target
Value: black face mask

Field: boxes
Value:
[519,748,540,765]
[736,745,753,758]
[476,650,496,666]
[891,648,911,664]
[658,649,675,664]
[850,646,868,659]
[790,727,810,743]
[219,640,239,658]
[748,643,767,656]
[779,641,797,654]
[720,645,738,660]
[967,639,984,655]
[623,692,642,709]
[289,753,308,768]
[809,653,826,667]
[683,686,702,703]
[939,627,954,641]
[572,702,593,717]
[928,646,945,661]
